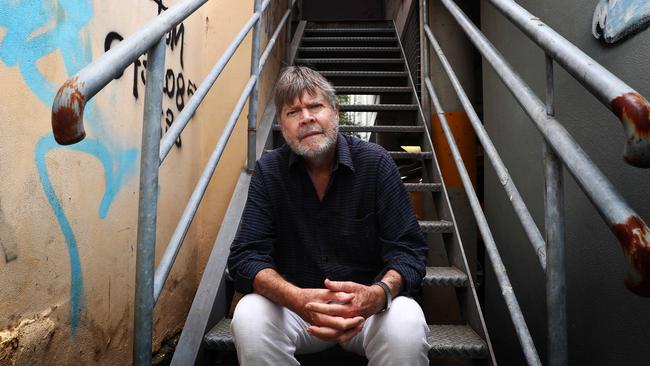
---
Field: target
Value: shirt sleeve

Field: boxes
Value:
[227,160,277,294]
[373,152,428,296]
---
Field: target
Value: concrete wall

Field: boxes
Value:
[480,0,650,363]
[0,0,287,364]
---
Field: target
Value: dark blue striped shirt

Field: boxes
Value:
[228,133,427,296]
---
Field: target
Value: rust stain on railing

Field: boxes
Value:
[51,76,86,145]
[610,92,650,167]
[613,215,650,297]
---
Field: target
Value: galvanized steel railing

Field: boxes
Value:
[50,0,296,364]
[422,0,650,365]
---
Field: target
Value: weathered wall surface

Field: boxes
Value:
[0,0,286,364]
[480,0,650,363]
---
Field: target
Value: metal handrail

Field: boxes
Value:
[153,0,294,302]
[50,0,295,364]
[424,0,650,364]
[438,0,650,298]
[487,0,650,168]
[423,24,547,270]
[51,0,208,145]
[424,76,542,366]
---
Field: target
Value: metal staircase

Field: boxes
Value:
[202,20,494,365]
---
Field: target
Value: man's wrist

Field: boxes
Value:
[373,281,392,312]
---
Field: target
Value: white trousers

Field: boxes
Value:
[231,293,430,366]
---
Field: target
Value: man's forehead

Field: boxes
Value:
[285,91,327,107]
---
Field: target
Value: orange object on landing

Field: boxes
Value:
[432,112,477,189]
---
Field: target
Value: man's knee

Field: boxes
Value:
[231,293,282,337]
[366,297,429,357]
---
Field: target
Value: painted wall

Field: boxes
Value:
[480,0,650,363]
[0,0,287,364]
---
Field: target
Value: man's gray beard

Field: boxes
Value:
[283,124,339,163]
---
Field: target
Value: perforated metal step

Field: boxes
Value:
[320,71,408,78]
[388,151,433,160]
[301,37,397,42]
[298,47,401,53]
[204,319,488,359]
[423,266,468,287]
[428,324,488,358]
[339,104,417,112]
[404,182,441,192]
[304,28,394,35]
[296,58,404,65]
[272,125,424,133]
[334,86,412,94]
[419,220,454,233]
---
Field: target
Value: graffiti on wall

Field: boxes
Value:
[593,0,650,44]
[0,0,199,333]
[104,20,197,147]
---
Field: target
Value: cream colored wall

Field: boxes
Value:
[0,0,286,364]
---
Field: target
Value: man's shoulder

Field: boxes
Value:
[344,134,390,161]
[256,144,291,170]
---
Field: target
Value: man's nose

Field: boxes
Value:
[299,108,315,124]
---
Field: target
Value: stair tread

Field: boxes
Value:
[339,104,417,111]
[305,28,395,33]
[423,266,468,287]
[388,151,433,159]
[419,220,454,233]
[273,125,424,133]
[296,58,404,64]
[427,324,488,358]
[334,86,412,93]
[299,47,401,51]
[302,37,397,41]
[404,182,441,191]
[204,319,487,359]
[320,71,408,77]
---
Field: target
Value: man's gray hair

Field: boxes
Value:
[274,66,338,114]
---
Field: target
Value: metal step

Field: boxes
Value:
[428,324,488,358]
[404,182,441,192]
[304,28,395,35]
[334,86,412,94]
[388,151,433,160]
[419,220,454,233]
[204,319,487,359]
[272,125,424,133]
[301,37,397,42]
[296,58,403,65]
[339,104,417,112]
[320,71,408,78]
[298,47,401,53]
[423,266,468,287]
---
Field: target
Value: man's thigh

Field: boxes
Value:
[231,293,335,355]
[341,296,429,357]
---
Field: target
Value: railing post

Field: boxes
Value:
[285,0,293,63]
[247,0,262,173]
[133,37,166,366]
[420,0,430,114]
[544,55,567,366]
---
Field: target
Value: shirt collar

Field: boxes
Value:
[287,133,355,173]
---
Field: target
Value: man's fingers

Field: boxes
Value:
[306,302,356,318]
[308,322,364,343]
[325,278,362,293]
[310,313,364,331]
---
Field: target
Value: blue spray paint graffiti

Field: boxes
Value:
[593,0,650,44]
[0,0,138,331]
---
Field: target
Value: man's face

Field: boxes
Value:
[279,90,339,161]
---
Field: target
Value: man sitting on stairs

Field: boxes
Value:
[228,66,430,365]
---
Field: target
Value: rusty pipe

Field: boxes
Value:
[51,0,209,145]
